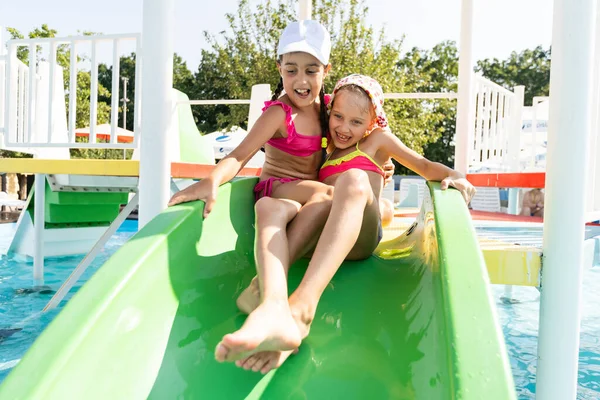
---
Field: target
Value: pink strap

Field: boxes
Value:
[262,100,295,141]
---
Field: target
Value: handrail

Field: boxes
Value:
[43,193,140,311]
[178,92,459,106]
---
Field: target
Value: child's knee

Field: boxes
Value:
[336,169,370,198]
[255,197,296,221]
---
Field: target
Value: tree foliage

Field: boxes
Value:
[399,41,459,169]
[192,0,440,158]
[476,46,551,105]
[2,14,551,167]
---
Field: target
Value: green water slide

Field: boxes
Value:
[174,89,215,164]
[0,178,515,399]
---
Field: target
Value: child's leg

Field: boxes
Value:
[237,190,333,314]
[237,183,333,314]
[216,196,302,362]
[253,197,300,301]
[217,181,333,362]
[289,169,381,333]
[237,169,380,373]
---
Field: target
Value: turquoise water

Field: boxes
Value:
[491,278,600,399]
[0,221,599,398]
[0,220,138,382]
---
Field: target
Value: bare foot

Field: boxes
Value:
[215,300,301,363]
[234,295,316,373]
[236,277,260,314]
[235,350,296,374]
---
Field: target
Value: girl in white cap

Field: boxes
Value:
[169,20,338,280]
[170,20,334,209]
[168,20,350,362]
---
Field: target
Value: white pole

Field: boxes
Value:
[248,84,271,131]
[0,26,5,140]
[589,5,600,216]
[33,174,45,285]
[0,26,4,55]
[298,0,312,19]
[531,102,538,169]
[508,86,525,172]
[139,0,175,228]
[536,0,596,397]
[454,0,475,174]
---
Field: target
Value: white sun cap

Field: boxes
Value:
[277,20,331,65]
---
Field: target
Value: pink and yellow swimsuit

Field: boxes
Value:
[318,142,386,244]
[318,142,385,182]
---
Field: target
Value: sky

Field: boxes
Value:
[1,0,554,70]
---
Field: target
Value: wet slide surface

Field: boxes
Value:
[0,178,515,399]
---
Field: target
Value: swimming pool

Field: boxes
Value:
[0,221,598,398]
[0,220,138,383]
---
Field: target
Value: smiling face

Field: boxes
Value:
[278,52,330,108]
[328,87,375,149]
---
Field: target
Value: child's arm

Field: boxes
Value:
[168,107,286,216]
[376,129,476,203]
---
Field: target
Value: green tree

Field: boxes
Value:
[476,46,551,105]
[97,53,193,131]
[399,41,459,169]
[191,0,438,157]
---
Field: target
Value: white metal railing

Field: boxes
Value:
[2,33,141,149]
[470,74,523,172]
[2,58,31,144]
[180,92,458,106]
[178,91,460,134]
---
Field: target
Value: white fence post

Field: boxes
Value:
[506,87,524,215]
[508,86,525,171]
[248,84,271,131]
[454,0,475,174]
[536,0,596,397]
[298,0,312,19]
[33,174,45,284]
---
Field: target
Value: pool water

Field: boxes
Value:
[0,221,599,398]
[0,220,138,382]
[491,277,600,399]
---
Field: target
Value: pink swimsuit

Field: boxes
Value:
[318,142,385,182]
[255,97,329,200]
[264,101,322,157]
